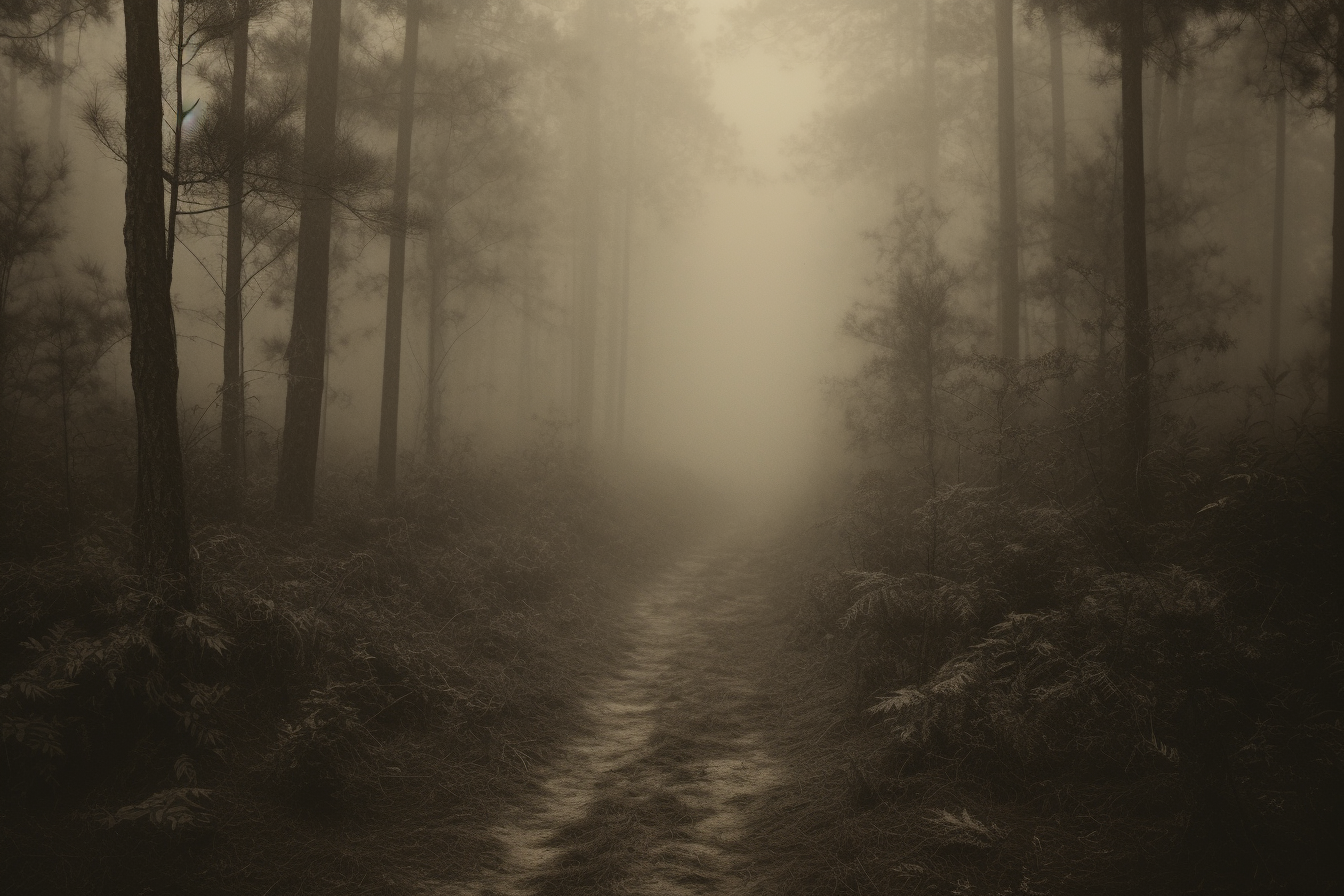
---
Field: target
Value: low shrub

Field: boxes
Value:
[798,429,1344,893]
[0,446,700,894]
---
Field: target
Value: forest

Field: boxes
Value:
[0,0,1341,893]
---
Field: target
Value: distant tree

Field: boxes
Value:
[376,0,422,496]
[45,0,68,153]
[0,137,64,409]
[1254,0,1344,422]
[570,0,606,450]
[1025,0,1070,355]
[840,190,971,482]
[221,0,253,516]
[0,137,65,532]
[1117,0,1151,490]
[24,267,124,545]
[275,0,342,522]
[996,0,1020,359]
[1058,0,1203,487]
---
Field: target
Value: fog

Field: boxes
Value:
[629,14,853,500]
[8,3,1344,893]
[8,0,1334,513]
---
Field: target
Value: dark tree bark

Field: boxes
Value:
[1120,0,1152,483]
[275,0,342,521]
[221,0,250,516]
[1047,3,1068,355]
[996,0,1019,359]
[376,0,421,495]
[1331,3,1344,423]
[1270,90,1287,374]
[123,0,191,588]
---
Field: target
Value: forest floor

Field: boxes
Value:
[420,527,814,896]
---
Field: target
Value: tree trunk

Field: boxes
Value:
[1047,3,1067,355]
[1331,5,1344,424]
[1120,0,1152,484]
[123,0,192,589]
[275,0,342,521]
[1270,90,1287,375]
[995,0,1019,359]
[166,0,187,275]
[221,0,250,516]
[376,0,421,495]
[425,230,444,459]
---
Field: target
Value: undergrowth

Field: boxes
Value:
[0,448,700,895]
[760,427,1344,895]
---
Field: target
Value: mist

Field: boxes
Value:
[3,1,1344,894]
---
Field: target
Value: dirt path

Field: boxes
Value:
[423,540,787,896]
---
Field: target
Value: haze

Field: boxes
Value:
[4,2,1344,893]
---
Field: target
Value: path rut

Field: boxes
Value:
[425,543,784,896]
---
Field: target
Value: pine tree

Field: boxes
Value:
[275,0,342,521]
[376,0,422,495]
[122,0,192,586]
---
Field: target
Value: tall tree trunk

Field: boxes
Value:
[995,0,1019,359]
[166,0,188,275]
[221,0,250,516]
[123,0,191,588]
[923,0,939,193]
[1047,3,1067,355]
[376,0,421,496]
[1331,5,1344,424]
[276,0,342,521]
[1120,0,1152,484]
[1270,90,1287,375]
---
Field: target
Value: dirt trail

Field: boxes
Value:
[424,540,786,896]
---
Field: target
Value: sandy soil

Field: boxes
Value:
[423,539,788,896]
